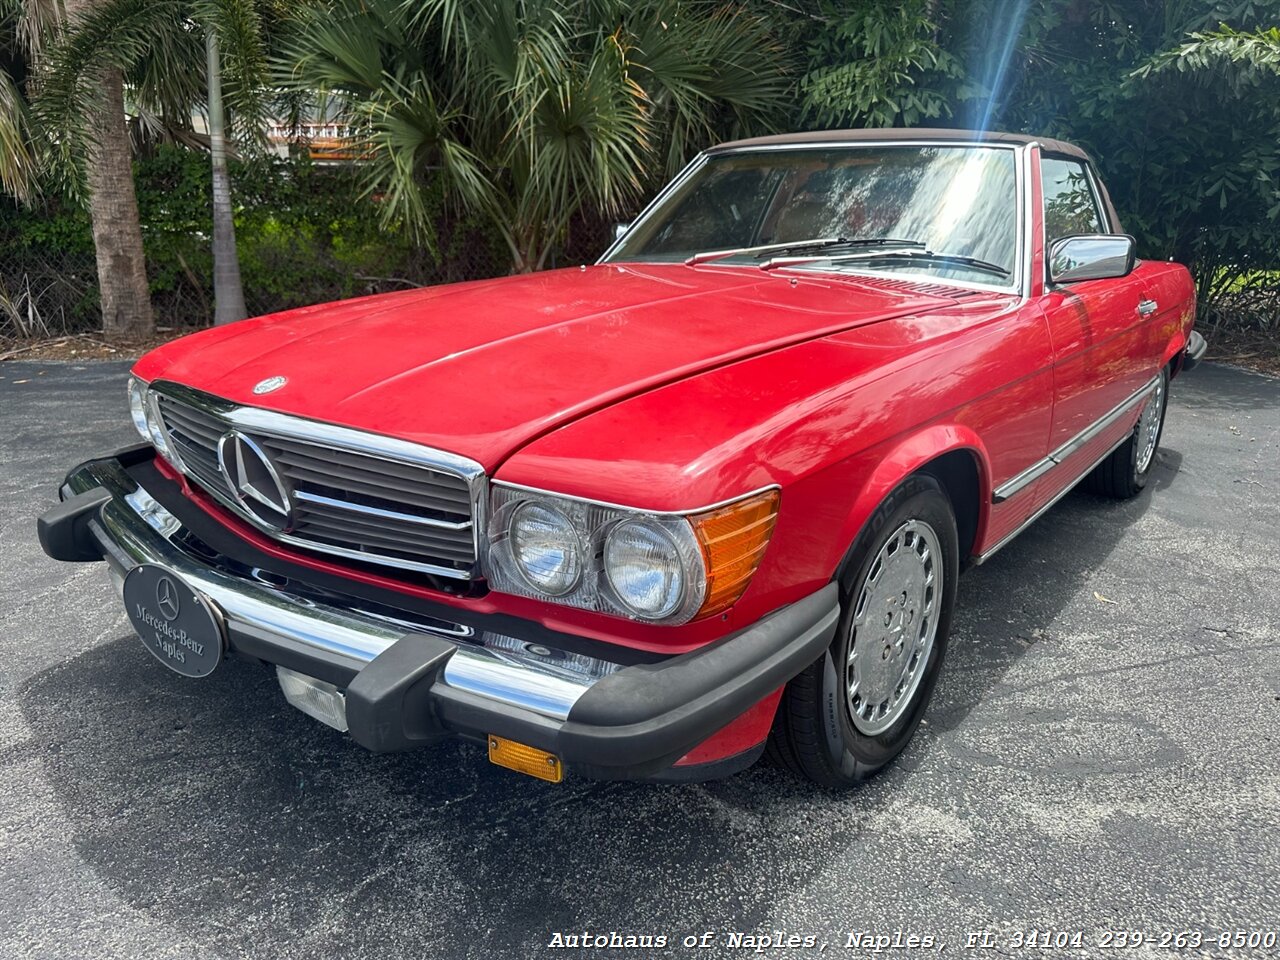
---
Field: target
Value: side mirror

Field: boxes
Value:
[1049,234,1136,284]
[613,222,631,241]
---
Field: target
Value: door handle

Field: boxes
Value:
[1137,298,1158,317]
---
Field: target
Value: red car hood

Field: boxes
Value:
[134,263,960,470]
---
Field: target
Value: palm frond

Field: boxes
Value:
[0,69,38,201]
[627,1,791,176]
[35,0,187,144]
[520,31,648,238]
[194,0,271,144]
[289,0,789,271]
[129,15,206,131]
[362,76,499,252]
[279,0,408,96]
[15,0,62,64]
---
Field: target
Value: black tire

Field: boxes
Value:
[1084,367,1169,499]
[766,474,959,787]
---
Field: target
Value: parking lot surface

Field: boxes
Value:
[1,360,1276,959]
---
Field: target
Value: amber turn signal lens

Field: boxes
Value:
[691,489,780,619]
[488,735,563,783]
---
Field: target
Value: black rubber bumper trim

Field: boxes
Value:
[346,634,457,751]
[38,444,155,561]
[556,583,839,777]
[60,444,156,497]
[1182,329,1207,371]
[38,488,113,561]
[374,582,837,777]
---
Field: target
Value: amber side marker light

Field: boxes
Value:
[488,735,564,783]
[691,488,781,619]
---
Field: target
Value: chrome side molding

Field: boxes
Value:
[975,432,1131,565]
[992,375,1159,504]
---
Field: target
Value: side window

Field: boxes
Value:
[1041,156,1105,242]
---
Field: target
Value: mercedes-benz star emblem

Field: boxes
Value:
[155,575,181,620]
[252,375,288,395]
[216,431,293,531]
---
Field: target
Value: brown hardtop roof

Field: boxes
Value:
[706,128,1091,162]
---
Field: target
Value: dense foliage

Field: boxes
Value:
[995,1,1280,327]
[0,145,507,334]
[283,0,791,272]
[3,0,1279,336]
[798,0,978,129]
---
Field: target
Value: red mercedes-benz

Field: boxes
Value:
[39,129,1204,786]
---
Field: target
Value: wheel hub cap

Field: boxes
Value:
[846,518,942,735]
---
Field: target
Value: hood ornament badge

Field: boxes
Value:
[252,375,288,395]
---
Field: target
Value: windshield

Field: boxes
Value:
[607,145,1020,287]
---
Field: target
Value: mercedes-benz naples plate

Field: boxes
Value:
[122,563,225,678]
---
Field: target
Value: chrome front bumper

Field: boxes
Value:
[39,449,839,780]
[64,455,611,722]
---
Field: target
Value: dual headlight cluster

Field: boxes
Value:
[487,483,780,625]
[127,376,178,463]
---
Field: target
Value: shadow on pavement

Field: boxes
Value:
[915,455,1161,742]
[17,450,1170,956]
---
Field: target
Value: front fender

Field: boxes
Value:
[828,425,992,580]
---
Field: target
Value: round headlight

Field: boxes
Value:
[509,501,583,596]
[127,377,150,440]
[604,519,686,619]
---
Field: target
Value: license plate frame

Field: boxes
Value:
[122,564,226,678]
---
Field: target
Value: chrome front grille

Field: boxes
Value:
[152,384,483,579]
[156,394,226,491]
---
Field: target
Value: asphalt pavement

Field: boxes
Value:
[0,359,1276,960]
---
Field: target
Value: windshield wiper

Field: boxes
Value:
[684,236,924,266]
[759,249,1011,279]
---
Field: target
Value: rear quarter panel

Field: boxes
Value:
[1140,260,1198,369]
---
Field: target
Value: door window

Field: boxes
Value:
[1041,156,1105,241]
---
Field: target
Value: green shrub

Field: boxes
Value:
[0,144,510,335]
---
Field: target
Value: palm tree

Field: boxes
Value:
[284,0,791,273]
[16,0,155,339]
[35,0,281,331]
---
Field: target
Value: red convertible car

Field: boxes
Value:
[39,129,1204,786]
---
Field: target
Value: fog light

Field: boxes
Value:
[277,666,348,732]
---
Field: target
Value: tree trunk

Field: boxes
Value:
[59,0,152,341]
[207,31,248,325]
[83,67,154,341]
